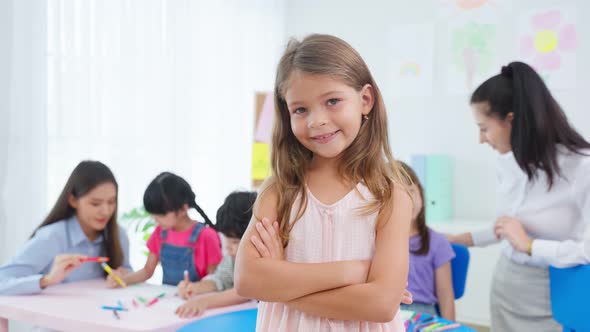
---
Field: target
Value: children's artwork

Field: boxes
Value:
[437,0,504,18]
[388,24,434,97]
[254,93,274,143]
[516,6,577,90]
[252,142,270,181]
[444,15,498,94]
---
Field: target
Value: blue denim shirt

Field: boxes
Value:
[0,216,132,295]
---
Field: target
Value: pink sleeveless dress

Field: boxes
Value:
[256,184,405,331]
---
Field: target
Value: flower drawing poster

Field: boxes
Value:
[516,6,577,90]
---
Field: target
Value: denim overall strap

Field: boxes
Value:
[160,225,203,285]
[188,222,205,243]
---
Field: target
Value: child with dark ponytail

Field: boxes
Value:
[107,172,222,287]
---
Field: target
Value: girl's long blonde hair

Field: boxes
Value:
[260,34,409,245]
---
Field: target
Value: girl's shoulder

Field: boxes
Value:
[426,228,452,247]
[199,225,219,238]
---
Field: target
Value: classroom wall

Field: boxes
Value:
[284,0,590,222]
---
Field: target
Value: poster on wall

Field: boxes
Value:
[444,14,499,95]
[388,24,434,97]
[437,0,505,18]
[252,92,274,187]
[516,6,577,91]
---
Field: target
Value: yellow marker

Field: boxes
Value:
[101,262,127,288]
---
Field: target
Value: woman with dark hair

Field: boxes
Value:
[0,161,131,295]
[449,61,590,331]
[107,172,221,287]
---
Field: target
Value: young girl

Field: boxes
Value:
[108,172,222,287]
[0,160,131,295]
[235,34,412,331]
[449,61,590,331]
[399,162,455,320]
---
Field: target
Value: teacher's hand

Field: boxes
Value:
[494,216,532,253]
[40,254,85,288]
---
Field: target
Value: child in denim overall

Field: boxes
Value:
[107,172,222,287]
[175,191,257,317]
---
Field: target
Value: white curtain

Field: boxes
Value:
[0,0,48,263]
[45,0,285,269]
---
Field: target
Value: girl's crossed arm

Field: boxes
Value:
[251,187,412,322]
[234,185,370,303]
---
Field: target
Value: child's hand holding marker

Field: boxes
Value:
[102,263,128,288]
[40,254,85,289]
[177,270,193,299]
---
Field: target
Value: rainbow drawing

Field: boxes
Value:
[399,63,421,77]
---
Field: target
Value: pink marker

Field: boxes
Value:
[147,297,159,307]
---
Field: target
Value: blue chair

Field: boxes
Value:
[450,244,470,299]
[177,308,257,332]
[549,265,590,332]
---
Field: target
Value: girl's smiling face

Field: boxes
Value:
[284,71,373,160]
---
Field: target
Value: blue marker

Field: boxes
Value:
[101,305,128,311]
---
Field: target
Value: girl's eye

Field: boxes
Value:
[327,98,340,106]
[293,107,306,115]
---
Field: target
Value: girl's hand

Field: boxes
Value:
[177,280,193,299]
[250,218,283,260]
[494,216,532,253]
[401,283,413,305]
[175,299,209,318]
[40,254,85,288]
[105,267,129,288]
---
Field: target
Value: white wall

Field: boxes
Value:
[284,0,590,221]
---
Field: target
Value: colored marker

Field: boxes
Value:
[117,300,125,309]
[424,323,446,331]
[412,312,422,323]
[155,292,166,299]
[147,297,159,307]
[101,306,128,311]
[101,262,127,288]
[414,321,438,331]
[132,299,139,308]
[137,296,147,304]
[113,310,120,320]
[432,323,461,331]
[80,256,109,263]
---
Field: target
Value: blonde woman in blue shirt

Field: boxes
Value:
[0,160,131,295]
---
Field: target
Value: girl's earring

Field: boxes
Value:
[363,115,369,120]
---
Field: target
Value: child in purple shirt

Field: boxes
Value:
[400,162,456,320]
